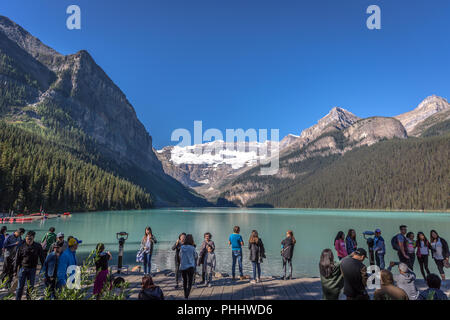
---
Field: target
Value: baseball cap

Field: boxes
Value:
[57,232,64,237]
[68,238,78,247]
[375,228,381,233]
[75,237,82,244]
[354,248,367,258]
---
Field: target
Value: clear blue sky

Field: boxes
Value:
[1,0,449,148]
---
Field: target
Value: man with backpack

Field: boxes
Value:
[392,225,409,264]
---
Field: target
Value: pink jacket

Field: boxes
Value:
[335,239,348,258]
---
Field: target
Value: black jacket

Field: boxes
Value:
[14,241,45,271]
[138,286,164,300]
[172,241,182,264]
[248,239,266,262]
[340,255,368,298]
[281,237,295,259]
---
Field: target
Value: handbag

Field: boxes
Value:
[136,248,144,263]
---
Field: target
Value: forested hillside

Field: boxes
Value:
[0,122,152,212]
[245,133,449,210]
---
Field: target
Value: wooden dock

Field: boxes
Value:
[0,265,447,300]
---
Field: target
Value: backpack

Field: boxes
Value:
[391,234,404,251]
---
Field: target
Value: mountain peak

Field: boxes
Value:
[395,95,449,133]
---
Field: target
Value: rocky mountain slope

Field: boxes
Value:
[395,95,449,136]
[0,15,208,207]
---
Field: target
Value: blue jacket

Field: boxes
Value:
[3,234,22,257]
[0,234,5,249]
[345,236,357,255]
[42,252,58,278]
[57,249,77,285]
[374,236,386,255]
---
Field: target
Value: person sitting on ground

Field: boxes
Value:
[319,248,344,300]
[387,261,419,300]
[374,270,409,300]
[138,275,164,300]
[340,248,369,300]
[418,273,448,300]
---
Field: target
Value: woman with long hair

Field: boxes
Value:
[334,231,347,261]
[416,232,431,280]
[93,243,112,299]
[179,234,198,299]
[281,230,296,280]
[345,229,357,255]
[141,226,157,276]
[172,233,186,289]
[319,248,344,300]
[429,230,449,280]
[248,230,266,283]
[138,275,164,300]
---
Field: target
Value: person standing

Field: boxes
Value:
[373,229,386,270]
[373,270,409,300]
[334,231,347,261]
[179,234,198,299]
[56,237,78,288]
[345,229,357,255]
[0,226,7,261]
[228,226,244,281]
[248,230,265,284]
[416,232,431,280]
[198,232,215,285]
[41,227,57,257]
[281,230,296,280]
[141,226,157,276]
[429,230,449,281]
[405,232,416,270]
[204,244,216,287]
[50,233,68,252]
[41,243,62,299]
[319,248,344,300]
[0,228,25,288]
[340,248,369,300]
[172,233,186,289]
[393,225,409,265]
[93,243,112,299]
[14,231,45,300]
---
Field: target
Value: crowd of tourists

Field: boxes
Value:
[137,226,296,299]
[322,225,449,300]
[1,222,448,301]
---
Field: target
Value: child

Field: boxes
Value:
[204,244,216,287]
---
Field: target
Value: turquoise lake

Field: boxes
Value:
[5,208,450,278]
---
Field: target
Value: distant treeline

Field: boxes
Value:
[243,134,449,211]
[0,122,153,213]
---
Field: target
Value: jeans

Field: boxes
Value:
[143,252,152,274]
[16,267,37,300]
[375,253,385,270]
[231,250,243,278]
[181,267,195,298]
[252,261,261,280]
[206,272,213,285]
[282,257,293,279]
[407,253,415,270]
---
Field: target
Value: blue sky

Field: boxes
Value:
[1,0,449,148]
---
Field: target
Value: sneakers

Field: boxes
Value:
[250,280,256,284]
[208,283,212,288]
[257,278,261,283]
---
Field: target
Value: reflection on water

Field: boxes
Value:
[9,208,450,278]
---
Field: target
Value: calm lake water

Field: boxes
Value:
[5,208,450,278]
